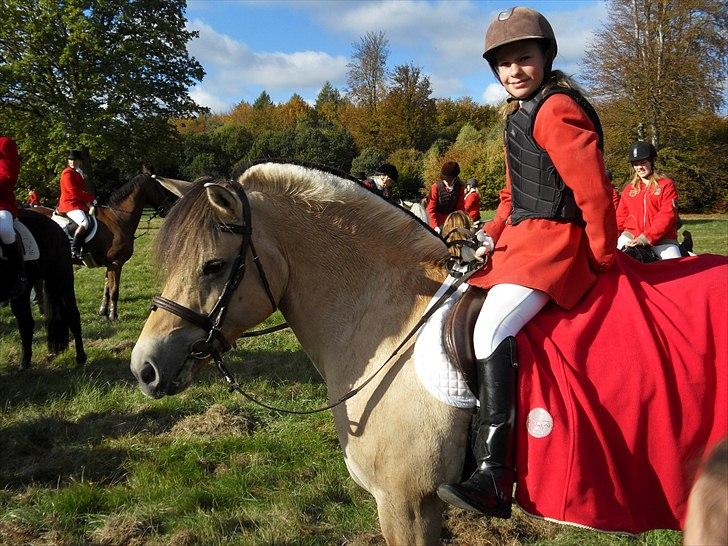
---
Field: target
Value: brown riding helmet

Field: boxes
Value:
[483,7,557,71]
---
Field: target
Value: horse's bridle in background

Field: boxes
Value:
[150,181,282,364]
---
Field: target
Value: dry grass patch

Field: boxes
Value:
[89,514,160,546]
[167,404,256,438]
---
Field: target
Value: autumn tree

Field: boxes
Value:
[0,0,204,191]
[346,31,390,110]
[582,0,727,148]
[377,63,437,154]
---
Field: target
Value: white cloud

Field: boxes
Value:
[189,86,229,113]
[482,83,507,105]
[187,19,348,110]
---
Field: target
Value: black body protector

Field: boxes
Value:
[435,180,463,214]
[506,86,604,225]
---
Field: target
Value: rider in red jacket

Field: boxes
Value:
[426,161,465,229]
[0,135,26,297]
[464,178,481,223]
[57,150,95,258]
[616,142,680,259]
[437,7,617,519]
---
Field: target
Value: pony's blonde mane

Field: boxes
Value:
[155,162,447,281]
[239,162,446,262]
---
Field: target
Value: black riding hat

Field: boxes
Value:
[67,150,83,160]
[629,141,657,163]
[374,163,399,182]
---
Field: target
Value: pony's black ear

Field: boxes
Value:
[204,182,243,222]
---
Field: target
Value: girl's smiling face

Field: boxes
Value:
[495,40,546,100]
[631,159,654,180]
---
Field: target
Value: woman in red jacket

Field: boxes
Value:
[437,7,617,519]
[57,150,95,258]
[616,142,680,259]
[0,135,26,297]
[426,161,465,230]
[463,178,481,223]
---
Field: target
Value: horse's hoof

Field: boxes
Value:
[18,361,30,371]
[76,353,88,367]
[98,308,108,317]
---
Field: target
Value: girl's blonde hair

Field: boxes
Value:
[627,164,664,196]
[441,210,474,258]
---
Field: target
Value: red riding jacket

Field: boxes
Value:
[0,136,20,217]
[57,167,94,213]
[464,190,481,223]
[469,93,618,310]
[426,181,465,228]
[616,178,678,244]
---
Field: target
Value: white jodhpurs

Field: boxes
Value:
[66,209,89,229]
[473,283,549,360]
[0,210,16,244]
[617,233,632,250]
[654,243,681,260]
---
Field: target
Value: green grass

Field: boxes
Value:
[0,213,725,544]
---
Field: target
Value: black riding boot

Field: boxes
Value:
[2,239,28,298]
[71,226,87,259]
[437,336,517,518]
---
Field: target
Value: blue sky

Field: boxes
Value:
[185,0,609,113]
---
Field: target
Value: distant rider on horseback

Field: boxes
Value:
[616,142,681,260]
[57,150,95,259]
[0,135,27,297]
[436,7,618,518]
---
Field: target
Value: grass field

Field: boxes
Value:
[1,213,725,545]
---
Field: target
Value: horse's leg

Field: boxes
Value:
[10,294,34,370]
[99,269,110,317]
[67,300,87,366]
[108,264,121,321]
[376,491,444,546]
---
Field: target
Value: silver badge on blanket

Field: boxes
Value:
[527,407,553,438]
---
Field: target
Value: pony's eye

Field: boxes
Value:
[201,259,226,276]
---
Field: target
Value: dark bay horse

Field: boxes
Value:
[34,173,175,320]
[0,210,86,370]
[129,162,726,544]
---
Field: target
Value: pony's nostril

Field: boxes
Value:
[140,361,157,384]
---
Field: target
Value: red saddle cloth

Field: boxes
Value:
[514,252,728,534]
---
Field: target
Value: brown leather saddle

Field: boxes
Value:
[442,285,486,395]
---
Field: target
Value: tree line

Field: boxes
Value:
[1,0,725,212]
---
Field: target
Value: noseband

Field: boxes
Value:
[150,181,278,361]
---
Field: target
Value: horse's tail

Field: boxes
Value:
[43,277,70,354]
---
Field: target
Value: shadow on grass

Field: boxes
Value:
[0,405,189,488]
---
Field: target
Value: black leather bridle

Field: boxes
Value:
[150,181,280,362]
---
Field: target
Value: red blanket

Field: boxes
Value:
[514,253,728,534]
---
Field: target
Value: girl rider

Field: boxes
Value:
[437,7,617,518]
[617,142,681,260]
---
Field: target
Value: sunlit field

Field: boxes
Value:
[1,213,725,544]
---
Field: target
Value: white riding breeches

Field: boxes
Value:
[654,243,681,260]
[473,283,549,360]
[66,209,89,229]
[0,210,16,244]
[618,232,682,260]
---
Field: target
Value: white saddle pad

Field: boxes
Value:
[414,276,477,408]
[51,212,98,242]
[0,220,40,261]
